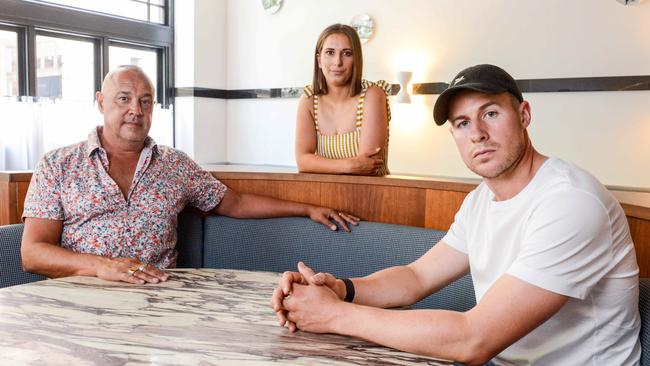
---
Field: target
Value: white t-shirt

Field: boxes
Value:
[442,157,641,365]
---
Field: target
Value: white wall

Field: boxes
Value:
[181,0,650,188]
[175,0,228,163]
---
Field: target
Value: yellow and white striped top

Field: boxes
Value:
[304,80,391,176]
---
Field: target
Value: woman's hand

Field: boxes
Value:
[346,147,384,175]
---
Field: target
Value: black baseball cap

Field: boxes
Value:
[433,64,523,125]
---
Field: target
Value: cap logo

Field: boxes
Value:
[452,75,465,85]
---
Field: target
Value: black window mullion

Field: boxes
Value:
[102,37,110,89]
[94,37,107,94]
[164,44,174,144]
[156,47,164,106]
[26,26,36,96]
[7,25,27,96]
[168,0,172,27]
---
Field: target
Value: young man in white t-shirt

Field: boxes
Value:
[270,64,641,365]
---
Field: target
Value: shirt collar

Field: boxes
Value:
[86,126,158,157]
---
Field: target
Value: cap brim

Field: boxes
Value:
[432,83,508,125]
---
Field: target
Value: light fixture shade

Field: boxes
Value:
[395,71,412,104]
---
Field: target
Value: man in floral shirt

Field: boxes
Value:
[21,65,359,285]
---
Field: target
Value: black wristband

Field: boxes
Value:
[341,278,355,303]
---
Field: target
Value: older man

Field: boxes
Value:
[21,65,358,285]
[272,64,640,365]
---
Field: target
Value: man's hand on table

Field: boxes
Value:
[272,262,347,332]
[96,257,169,285]
[307,207,360,232]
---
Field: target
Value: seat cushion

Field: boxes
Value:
[0,224,47,288]
[640,278,650,365]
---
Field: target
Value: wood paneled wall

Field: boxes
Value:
[0,173,31,226]
[3,170,650,276]
[216,173,478,230]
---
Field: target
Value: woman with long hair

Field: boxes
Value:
[295,24,391,175]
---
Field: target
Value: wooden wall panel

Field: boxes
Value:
[0,182,13,226]
[16,182,29,221]
[629,217,650,278]
[424,190,467,231]
[219,179,322,207]
[319,183,426,227]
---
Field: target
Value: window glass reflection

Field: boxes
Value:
[36,35,95,101]
[109,45,158,97]
[0,30,19,97]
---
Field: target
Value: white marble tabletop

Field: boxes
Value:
[0,268,454,365]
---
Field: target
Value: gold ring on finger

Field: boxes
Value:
[128,265,139,276]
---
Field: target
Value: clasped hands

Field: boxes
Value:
[271,261,347,333]
[96,256,169,285]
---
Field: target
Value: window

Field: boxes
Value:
[0,29,19,97]
[109,44,159,99]
[0,0,174,170]
[28,0,167,25]
[1,0,173,104]
[36,34,95,100]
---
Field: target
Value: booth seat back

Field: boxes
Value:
[640,279,650,364]
[175,210,205,268]
[0,224,47,288]
[201,216,476,312]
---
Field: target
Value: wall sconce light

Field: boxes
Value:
[395,71,412,104]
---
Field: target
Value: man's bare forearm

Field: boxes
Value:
[22,241,104,278]
[216,191,312,219]
[331,302,482,364]
[307,273,568,365]
[351,243,471,308]
[350,265,429,308]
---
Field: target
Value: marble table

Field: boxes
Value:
[0,268,454,365]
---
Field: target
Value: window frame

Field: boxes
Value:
[108,40,167,106]
[0,0,174,106]
[34,29,99,99]
[0,23,26,96]
[33,0,168,25]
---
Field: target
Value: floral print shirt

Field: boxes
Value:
[23,127,227,268]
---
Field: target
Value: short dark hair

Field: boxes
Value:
[507,93,521,110]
